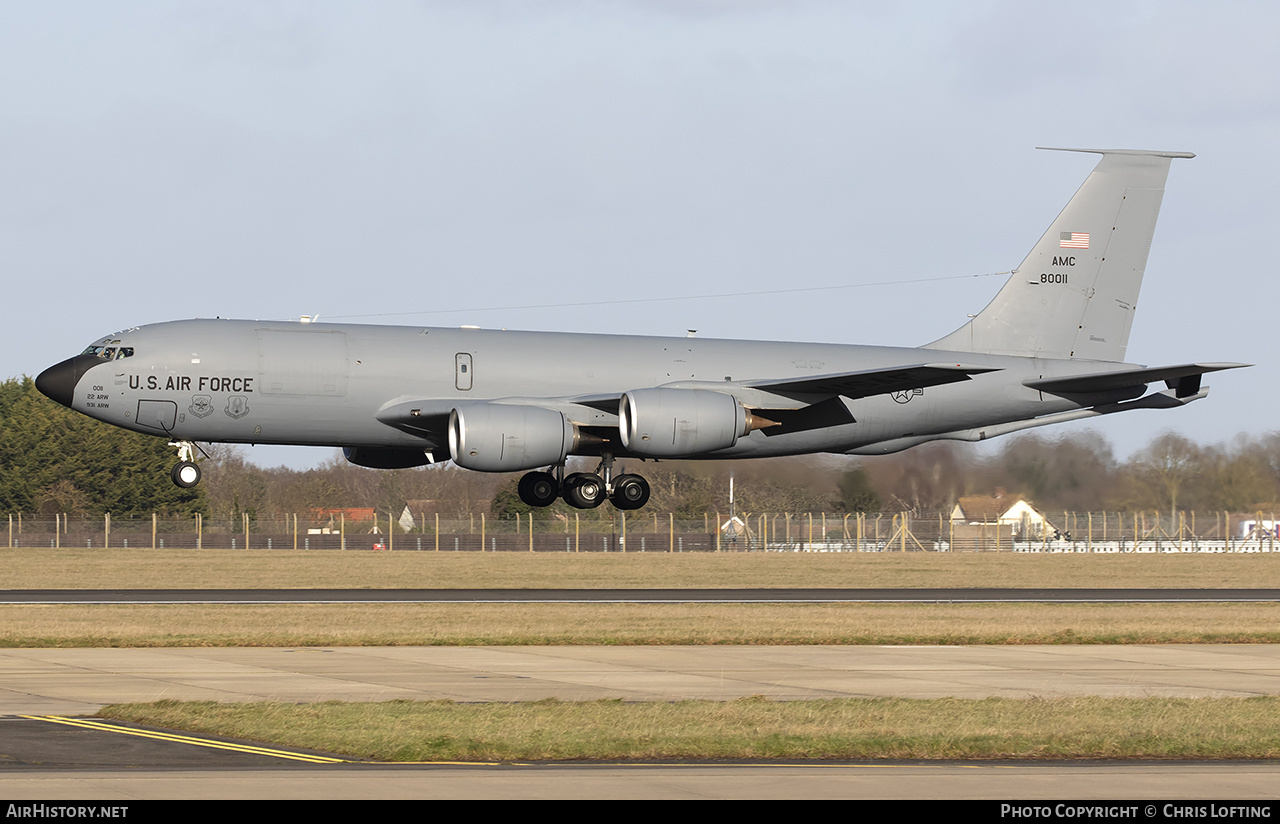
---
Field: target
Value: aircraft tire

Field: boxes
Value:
[563,473,606,509]
[517,471,559,507]
[609,474,650,510]
[171,461,201,489]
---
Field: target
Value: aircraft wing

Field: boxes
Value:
[1024,362,1249,397]
[375,362,1002,438]
[745,362,1001,402]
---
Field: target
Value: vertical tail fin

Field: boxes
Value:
[928,148,1194,362]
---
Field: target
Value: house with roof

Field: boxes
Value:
[950,492,1055,540]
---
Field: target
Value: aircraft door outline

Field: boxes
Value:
[456,353,473,391]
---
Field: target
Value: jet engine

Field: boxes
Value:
[449,403,577,472]
[619,388,771,457]
[343,446,434,469]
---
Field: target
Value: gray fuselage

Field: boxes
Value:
[60,318,1128,461]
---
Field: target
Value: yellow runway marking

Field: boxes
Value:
[22,715,348,764]
[19,717,1018,769]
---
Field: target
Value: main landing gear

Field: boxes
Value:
[168,440,202,488]
[517,454,651,511]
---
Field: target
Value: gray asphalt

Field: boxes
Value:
[5,587,1280,603]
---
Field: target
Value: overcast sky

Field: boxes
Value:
[3,1,1276,469]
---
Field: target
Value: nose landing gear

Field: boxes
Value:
[168,440,203,488]
[516,454,651,510]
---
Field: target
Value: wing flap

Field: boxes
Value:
[1025,362,1249,396]
[747,362,1000,401]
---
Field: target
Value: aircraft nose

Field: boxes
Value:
[36,354,99,409]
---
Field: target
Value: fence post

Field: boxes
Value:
[105,512,110,549]
[152,513,157,550]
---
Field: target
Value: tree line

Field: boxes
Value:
[0,377,204,517]
[3,376,1278,520]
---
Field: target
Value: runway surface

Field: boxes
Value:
[9,756,1280,801]
[5,587,1280,603]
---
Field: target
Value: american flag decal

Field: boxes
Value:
[1060,232,1089,249]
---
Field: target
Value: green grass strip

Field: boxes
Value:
[7,602,1280,647]
[101,696,1280,762]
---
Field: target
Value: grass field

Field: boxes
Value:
[6,548,1280,648]
[100,696,1280,762]
[5,546,1280,589]
[7,602,1280,647]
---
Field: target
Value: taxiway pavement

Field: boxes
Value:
[5,643,1280,716]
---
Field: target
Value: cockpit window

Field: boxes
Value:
[80,342,132,360]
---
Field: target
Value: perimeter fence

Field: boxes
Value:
[6,510,1280,553]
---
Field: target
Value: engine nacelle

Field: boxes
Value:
[343,446,434,469]
[619,388,753,457]
[449,403,577,472]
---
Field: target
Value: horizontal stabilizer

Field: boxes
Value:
[748,363,1000,401]
[1025,363,1249,396]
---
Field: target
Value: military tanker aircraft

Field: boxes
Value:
[36,148,1245,511]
